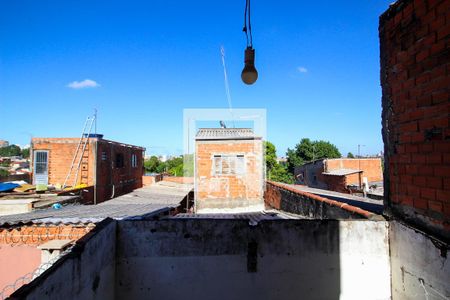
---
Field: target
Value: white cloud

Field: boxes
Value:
[67,79,100,89]
[297,66,308,73]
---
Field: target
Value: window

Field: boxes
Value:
[131,154,138,168]
[34,151,48,174]
[101,151,107,161]
[213,154,245,175]
[115,153,124,168]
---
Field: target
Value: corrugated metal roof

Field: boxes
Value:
[322,168,362,176]
[171,210,305,225]
[0,181,192,226]
[195,128,259,140]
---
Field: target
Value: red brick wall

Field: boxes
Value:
[325,175,350,194]
[195,140,263,209]
[32,138,96,186]
[325,158,383,183]
[380,0,449,240]
[163,176,194,184]
[0,224,93,297]
[31,138,144,203]
[95,141,144,202]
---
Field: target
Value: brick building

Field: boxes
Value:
[31,136,145,203]
[294,158,383,193]
[195,128,264,212]
[380,0,449,298]
[380,0,449,240]
[0,140,9,148]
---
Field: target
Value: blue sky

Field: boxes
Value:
[0,0,392,157]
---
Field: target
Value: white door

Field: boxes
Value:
[34,150,48,185]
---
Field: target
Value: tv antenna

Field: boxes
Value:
[220,46,235,128]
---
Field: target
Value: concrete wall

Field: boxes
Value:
[116,219,391,300]
[294,159,327,189]
[10,220,116,300]
[264,181,381,220]
[195,139,264,211]
[379,0,450,240]
[390,221,449,300]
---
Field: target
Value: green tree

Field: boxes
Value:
[156,162,167,173]
[270,163,294,184]
[0,145,21,157]
[0,169,9,177]
[21,148,30,159]
[286,138,341,173]
[347,152,355,158]
[144,156,161,173]
[286,148,304,174]
[265,141,277,173]
[265,141,294,184]
[182,154,194,177]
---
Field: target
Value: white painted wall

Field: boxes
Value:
[116,219,391,300]
[390,221,449,300]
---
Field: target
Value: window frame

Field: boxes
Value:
[131,153,138,168]
[212,154,246,176]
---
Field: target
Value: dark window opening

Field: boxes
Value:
[115,153,124,168]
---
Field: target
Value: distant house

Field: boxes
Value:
[0,140,9,148]
[195,128,264,213]
[31,136,145,203]
[294,158,383,193]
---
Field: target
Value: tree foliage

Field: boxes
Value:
[0,145,21,157]
[0,169,9,177]
[21,148,30,158]
[286,138,341,173]
[144,156,161,173]
[144,155,193,177]
[266,141,293,184]
[347,152,355,158]
[265,141,277,172]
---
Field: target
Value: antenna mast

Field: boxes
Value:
[220,46,235,127]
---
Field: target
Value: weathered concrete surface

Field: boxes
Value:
[265,181,382,220]
[11,220,116,300]
[0,199,34,216]
[287,184,384,214]
[116,219,390,300]
[390,221,449,300]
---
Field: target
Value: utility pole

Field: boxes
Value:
[357,144,365,189]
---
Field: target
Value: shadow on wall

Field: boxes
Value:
[9,217,392,300]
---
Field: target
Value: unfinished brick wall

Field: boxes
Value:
[95,141,144,202]
[32,138,96,186]
[31,138,144,203]
[195,140,263,210]
[324,175,349,193]
[0,224,94,295]
[380,0,449,240]
[325,158,383,183]
[295,158,383,193]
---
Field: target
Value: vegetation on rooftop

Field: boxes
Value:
[286,138,342,174]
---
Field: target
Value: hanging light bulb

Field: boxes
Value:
[242,0,258,85]
[241,47,258,85]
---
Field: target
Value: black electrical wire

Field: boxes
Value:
[243,0,253,48]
